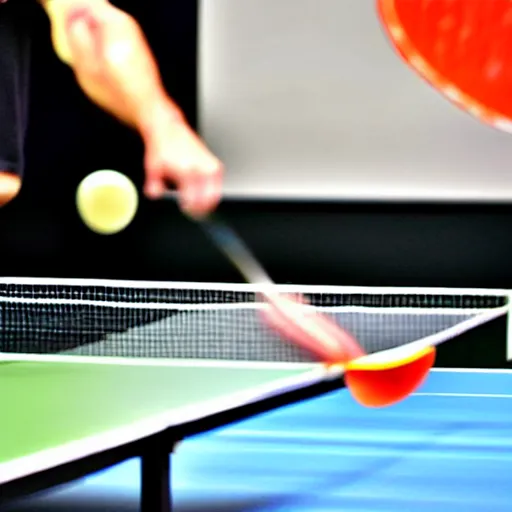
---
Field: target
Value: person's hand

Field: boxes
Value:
[61,5,224,218]
[143,109,224,218]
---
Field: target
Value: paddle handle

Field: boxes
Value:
[162,190,273,287]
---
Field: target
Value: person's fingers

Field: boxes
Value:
[143,159,222,218]
[202,169,223,214]
[143,124,224,215]
[143,147,176,199]
[143,157,166,199]
[177,169,200,215]
[143,176,166,199]
[181,163,223,218]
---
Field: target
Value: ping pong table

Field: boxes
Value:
[0,356,344,511]
[5,366,512,511]
[0,277,509,510]
[167,367,512,511]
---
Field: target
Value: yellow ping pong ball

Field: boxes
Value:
[76,170,139,235]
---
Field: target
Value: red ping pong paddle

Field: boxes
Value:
[344,345,436,407]
[180,204,434,408]
[377,0,512,131]
[261,289,436,407]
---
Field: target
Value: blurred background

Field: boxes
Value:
[3,3,512,510]
[2,0,512,365]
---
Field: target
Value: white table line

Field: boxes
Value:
[414,392,512,399]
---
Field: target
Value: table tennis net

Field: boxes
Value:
[0,279,508,362]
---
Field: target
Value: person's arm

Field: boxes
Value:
[39,0,179,133]
[38,0,223,217]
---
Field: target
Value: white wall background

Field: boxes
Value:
[198,0,512,202]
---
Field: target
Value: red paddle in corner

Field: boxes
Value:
[377,0,512,132]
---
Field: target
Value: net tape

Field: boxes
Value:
[0,278,508,361]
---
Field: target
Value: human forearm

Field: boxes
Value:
[39,0,223,217]
[41,0,185,137]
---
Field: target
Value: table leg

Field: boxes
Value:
[141,444,172,512]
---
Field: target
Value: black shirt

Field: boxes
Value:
[0,0,33,175]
